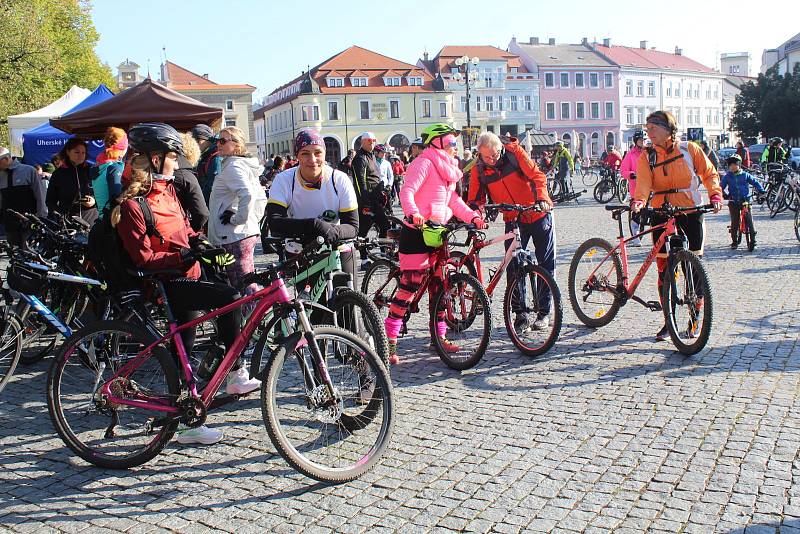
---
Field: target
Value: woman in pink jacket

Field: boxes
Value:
[619,130,645,246]
[385,124,486,364]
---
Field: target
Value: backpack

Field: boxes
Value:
[87,197,161,291]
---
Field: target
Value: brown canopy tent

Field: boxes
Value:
[49,78,222,138]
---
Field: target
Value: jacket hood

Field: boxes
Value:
[223,155,264,176]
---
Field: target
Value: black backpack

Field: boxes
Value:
[87,197,161,291]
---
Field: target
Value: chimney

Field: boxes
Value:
[202,73,209,79]
[603,38,611,47]
[640,40,648,49]
[675,46,682,56]
[581,37,588,45]
[530,37,539,45]
[548,38,555,45]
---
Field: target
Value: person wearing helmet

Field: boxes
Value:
[352,132,389,269]
[385,123,487,364]
[602,144,623,177]
[114,122,252,446]
[619,131,646,246]
[192,123,222,204]
[374,144,394,199]
[721,153,766,249]
[409,137,425,161]
[551,140,574,184]
[761,137,788,166]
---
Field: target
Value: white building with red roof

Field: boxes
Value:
[418,45,539,143]
[592,40,726,147]
[256,45,454,165]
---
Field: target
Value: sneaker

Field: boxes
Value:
[655,325,670,342]
[438,337,461,353]
[532,314,550,331]
[513,313,529,333]
[730,242,738,249]
[175,425,223,445]
[388,339,399,365]
[226,366,261,395]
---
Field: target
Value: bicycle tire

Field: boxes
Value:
[47,320,180,469]
[261,325,394,483]
[785,187,797,213]
[429,273,492,370]
[568,238,623,327]
[617,179,629,204]
[795,209,800,243]
[582,170,599,187]
[360,258,399,317]
[745,210,756,252]
[331,289,390,368]
[593,179,616,204]
[0,314,24,394]
[769,185,786,218]
[662,250,713,356]
[503,264,562,357]
[549,178,563,199]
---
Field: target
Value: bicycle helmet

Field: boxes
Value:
[420,123,460,146]
[128,123,184,156]
[771,136,784,145]
[374,144,387,153]
[726,153,743,165]
[632,130,645,143]
[554,140,564,148]
[411,137,425,147]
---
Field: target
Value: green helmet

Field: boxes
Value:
[420,123,460,146]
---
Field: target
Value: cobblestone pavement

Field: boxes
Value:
[1,200,799,533]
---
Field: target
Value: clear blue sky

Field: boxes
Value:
[91,0,799,101]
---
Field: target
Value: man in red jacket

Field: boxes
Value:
[468,132,555,332]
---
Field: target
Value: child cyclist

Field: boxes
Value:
[721,154,766,249]
[386,124,487,365]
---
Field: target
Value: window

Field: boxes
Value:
[486,96,494,111]
[705,86,711,99]
[706,108,712,124]
[590,73,599,88]
[476,96,481,112]
[498,96,504,111]
[439,101,447,117]
[327,77,344,87]
[390,100,400,119]
[545,102,556,120]
[694,85,700,98]
[484,73,493,88]
[636,106,645,124]
[674,107,682,123]
[560,102,570,119]
[560,72,569,87]
[524,95,532,111]
[461,96,467,112]
[351,77,368,87]
[225,118,236,127]
[590,102,600,119]
[575,72,585,88]
[713,85,719,99]
[225,99,234,111]
[328,101,339,120]
[359,100,370,119]
[636,81,644,97]
[604,73,613,88]
[576,102,586,119]
[407,76,423,86]
[545,72,555,87]
[604,102,614,119]
[626,106,633,124]
[667,82,672,97]
[510,67,518,74]
[625,80,633,96]
[648,81,656,97]
[510,95,518,111]
[422,99,431,118]
[300,104,319,121]
[384,77,401,87]
[675,83,681,97]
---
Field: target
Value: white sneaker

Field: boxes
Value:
[175,425,223,445]
[532,315,550,330]
[226,366,261,395]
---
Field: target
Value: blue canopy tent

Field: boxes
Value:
[21,84,115,166]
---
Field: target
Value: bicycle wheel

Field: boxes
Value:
[769,184,786,218]
[662,250,713,356]
[47,321,180,469]
[548,178,563,199]
[19,284,83,365]
[360,258,399,318]
[745,210,756,252]
[503,264,562,357]
[568,238,623,327]
[331,289,390,368]
[795,209,800,243]
[0,314,23,394]
[429,273,492,370]
[785,187,797,212]
[593,179,616,204]
[617,179,629,204]
[261,325,394,483]
[582,170,599,187]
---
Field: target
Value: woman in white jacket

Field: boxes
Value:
[208,126,267,295]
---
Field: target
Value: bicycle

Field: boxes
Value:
[361,219,492,370]
[765,164,798,217]
[568,202,715,356]
[593,167,625,204]
[581,163,602,187]
[447,203,563,357]
[47,240,394,482]
[729,198,760,252]
[548,170,586,205]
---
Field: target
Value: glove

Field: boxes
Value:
[198,249,236,268]
[311,218,338,244]
[179,247,195,265]
[219,210,235,225]
[471,216,488,230]
[189,234,213,252]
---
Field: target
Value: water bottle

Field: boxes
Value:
[197,344,226,380]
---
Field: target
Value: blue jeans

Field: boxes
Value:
[505,213,556,316]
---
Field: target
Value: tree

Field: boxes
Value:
[731,64,800,143]
[0,0,115,147]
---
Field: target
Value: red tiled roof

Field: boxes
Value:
[437,45,517,60]
[326,71,346,77]
[163,60,218,85]
[318,45,419,71]
[350,70,368,77]
[171,83,255,92]
[594,44,715,73]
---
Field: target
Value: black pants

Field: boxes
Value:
[358,190,390,259]
[728,202,753,243]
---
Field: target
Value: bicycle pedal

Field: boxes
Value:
[646,301,662,311]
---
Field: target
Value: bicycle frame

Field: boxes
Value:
[739,202,751,234]
[459,228,520,298]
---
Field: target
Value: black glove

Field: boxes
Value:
[219,210,235,225]
[189,234,213,252]
[179,247,196,265]
[311,218,338,244]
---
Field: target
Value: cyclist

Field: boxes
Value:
[721,154,766,249]
[113,122,255,446]
[632,110,723,342]
[467,131,554,331]
[620,131,646,246]
[374,144,394,201]
[602,145,622,178]
[761,137,788,167]
[551,141,574,185]
[353,132,389,270]
[388,123,486,365]
[266,129,359,279]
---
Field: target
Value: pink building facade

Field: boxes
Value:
[510,38,621,159]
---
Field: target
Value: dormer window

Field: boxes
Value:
[383,77,402,87]
[327,77,344,87]
[407,76,423,86]
[510,67,518,74]
[351,77,368,87]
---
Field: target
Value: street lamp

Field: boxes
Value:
[452,55,480,148]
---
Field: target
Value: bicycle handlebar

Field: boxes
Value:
[483,203,545,213]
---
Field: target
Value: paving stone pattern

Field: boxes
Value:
[1,201,798,533]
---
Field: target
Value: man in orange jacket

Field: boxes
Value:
[468,132,554,332]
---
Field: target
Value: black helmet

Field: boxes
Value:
[632,130,645,143]
[771,136,784,145]
[128,123,184,156]
[191,124,214,141]
[726,154,743,165]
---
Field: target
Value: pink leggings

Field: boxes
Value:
[384,269,446,340]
